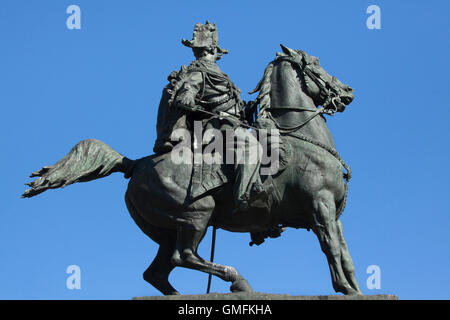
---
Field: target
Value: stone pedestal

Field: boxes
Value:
[133,292,398,300]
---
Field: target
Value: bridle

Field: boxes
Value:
[262,54,341,134]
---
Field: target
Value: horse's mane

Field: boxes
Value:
[249,53,289,115]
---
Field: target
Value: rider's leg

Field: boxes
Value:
[229,127,267,211]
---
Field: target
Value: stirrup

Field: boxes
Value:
[232,202,249,215]
[248,189,269,208]
[233,191,269,215]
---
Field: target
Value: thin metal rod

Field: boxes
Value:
[206,226,217,294]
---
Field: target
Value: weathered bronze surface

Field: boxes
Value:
[23,22,360,296]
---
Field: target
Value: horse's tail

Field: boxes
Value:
[21,139,135,198]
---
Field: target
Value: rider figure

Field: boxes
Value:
[153,21,268,212]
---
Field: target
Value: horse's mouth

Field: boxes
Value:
[341,95,353,105]
[340,86,354,105]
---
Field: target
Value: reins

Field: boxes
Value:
[267,106,330,134]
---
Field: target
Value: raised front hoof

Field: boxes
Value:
[230,277,254,293]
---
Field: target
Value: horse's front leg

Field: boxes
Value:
[170,195,253,293]
[311,190,359,295]
[336,219,362,294]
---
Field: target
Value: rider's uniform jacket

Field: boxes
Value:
[153,58,246,154]
[174,59,244,119]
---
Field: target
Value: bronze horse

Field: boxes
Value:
[22,45,361,295]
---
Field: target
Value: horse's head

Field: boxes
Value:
[280,44,354,112]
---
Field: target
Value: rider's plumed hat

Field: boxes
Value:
[182,21,229,54]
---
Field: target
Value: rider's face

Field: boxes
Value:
[193,47,220,62]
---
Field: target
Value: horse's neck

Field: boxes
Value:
[270,62,336,149]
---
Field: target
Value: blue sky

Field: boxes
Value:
[0,0,449,299]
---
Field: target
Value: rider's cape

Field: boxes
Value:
[153,69,189,154]
[153,64,234,200]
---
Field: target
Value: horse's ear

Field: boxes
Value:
[280,44,296,57]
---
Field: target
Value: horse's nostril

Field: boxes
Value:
[342,96,353,105]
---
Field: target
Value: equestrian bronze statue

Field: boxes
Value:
[22,22,361,295]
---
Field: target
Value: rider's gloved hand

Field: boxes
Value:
[175,94,198,112]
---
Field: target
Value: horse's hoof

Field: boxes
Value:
[230,277,253,293]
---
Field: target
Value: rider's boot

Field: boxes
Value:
[232,181,269,214]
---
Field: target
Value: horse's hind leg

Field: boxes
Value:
[143,237,179,295]
[311,191,359,295]
[126,197,179,295]
[336,219,361,294]
[171,196,253,293]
